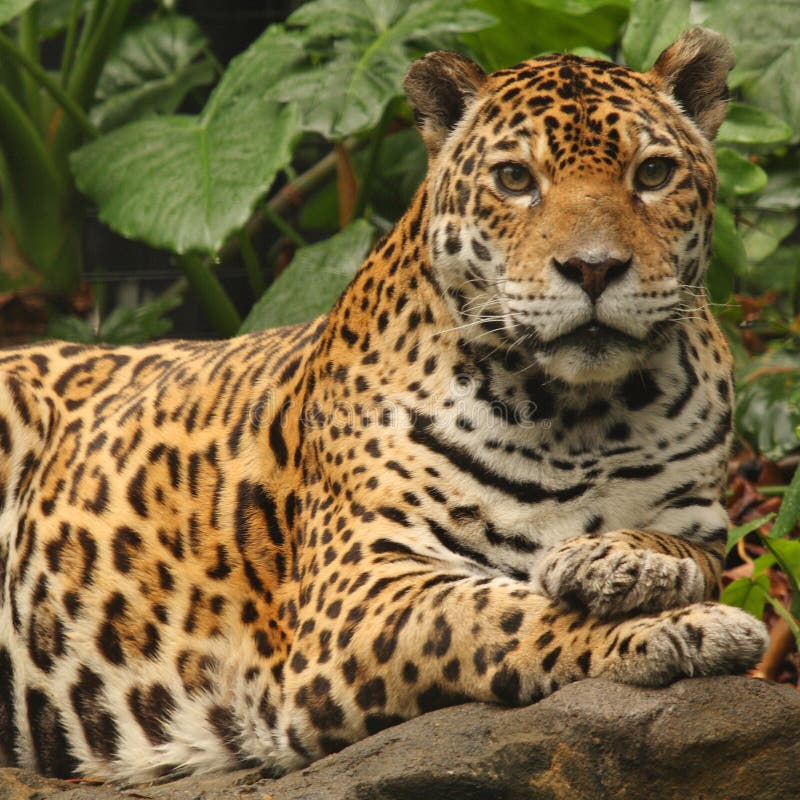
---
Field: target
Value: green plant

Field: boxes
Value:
[724,465,800,646]
[69,1,498,335]
[0,0,217,334]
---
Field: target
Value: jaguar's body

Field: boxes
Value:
[0,29,767,782]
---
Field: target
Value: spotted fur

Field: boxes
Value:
[0,28,767,782]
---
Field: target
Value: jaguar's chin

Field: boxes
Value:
[533,322,652,384]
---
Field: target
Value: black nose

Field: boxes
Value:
[554,257,631,301]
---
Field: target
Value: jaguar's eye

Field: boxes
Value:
[635,157,674,191]
[494,163,535,194]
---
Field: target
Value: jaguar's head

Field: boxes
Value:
[405,28,734,384]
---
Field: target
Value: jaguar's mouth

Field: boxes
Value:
[531,320,652,384]
[547,321,645,354]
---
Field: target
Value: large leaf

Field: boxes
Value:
[739,210,797,264]
[755,169,800,212]
[765,539,800,592]
[735,349,800,461]
[726,513,775,555]
[71,26,304,255]
[769,464,800,540]
[0,0,35,25]
[716,147,768,199]
[744,246,800,294]
[467,0,629,71]
[705,0,800,137]
[713,204,747,274]
[272,0,494,139]
[240,220,374,332]
[38,0,91,38]
[720,574,770,620]
[706,204,743,303]
[520,0,629,11]
[91,15,216,131]
[716,103,793,145]
[622,0,690,71]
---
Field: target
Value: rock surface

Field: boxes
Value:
[2,677,799,800]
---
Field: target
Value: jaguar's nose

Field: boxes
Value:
[553,256,632,301]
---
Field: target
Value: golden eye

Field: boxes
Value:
[495,163,535,194]
[635,157,674,190]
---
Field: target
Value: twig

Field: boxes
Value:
[752,617,797,681]
[216,140,358,263]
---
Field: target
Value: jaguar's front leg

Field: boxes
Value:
[537,526,725,619]
[275,526,765,770]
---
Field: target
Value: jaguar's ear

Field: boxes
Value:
[404,51,487,156]
[650,27,735,140]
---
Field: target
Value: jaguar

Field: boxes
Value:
[0,27,767,782]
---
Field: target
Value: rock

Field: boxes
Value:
[2,677,798,799]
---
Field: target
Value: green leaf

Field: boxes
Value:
[720,574,770,620]
[744,246,800,294]
[735,350,800,461]
[765,537,800,582]
[726,513,776,554]
[91,15,216,132]
[570,46,615,60]
[716,147,768,198]
[716,102,793,145]
[713,204,747,273]
[37,0,90,38]
[755,169,800,211]
[769,464,800,540]
[0,0,35,25]
[44,314,96,343]
[519,0,630,12]
[273,0,494,138]
[762,592,800,647]
[752,551,778,578]
[240,220,374,333]
[622,0,690,71]
[71,26,303,255]
[705,0,800,138]
[739,211,797,264]
[705,257,734,305]
[98,291,182,344]
[467,0,628,71]
[45,291,182,344]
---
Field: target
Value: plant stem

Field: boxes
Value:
[0,31,99,141]
[759,486,788,497]
[55,0,131,161]
[177,254,242,337]
[263,204,307,248]
[238,230,266,298]
[18,5,40,130]
[60,0,83,87]
[0,86,77,291]
[74,0,107,62]
[0,49,24,107]
[769,463,800,539]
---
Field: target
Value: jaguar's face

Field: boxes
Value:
[406,33,731,384]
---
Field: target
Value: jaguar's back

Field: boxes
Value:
[0,28,767,783]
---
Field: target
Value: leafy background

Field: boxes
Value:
[0,0,799,684]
